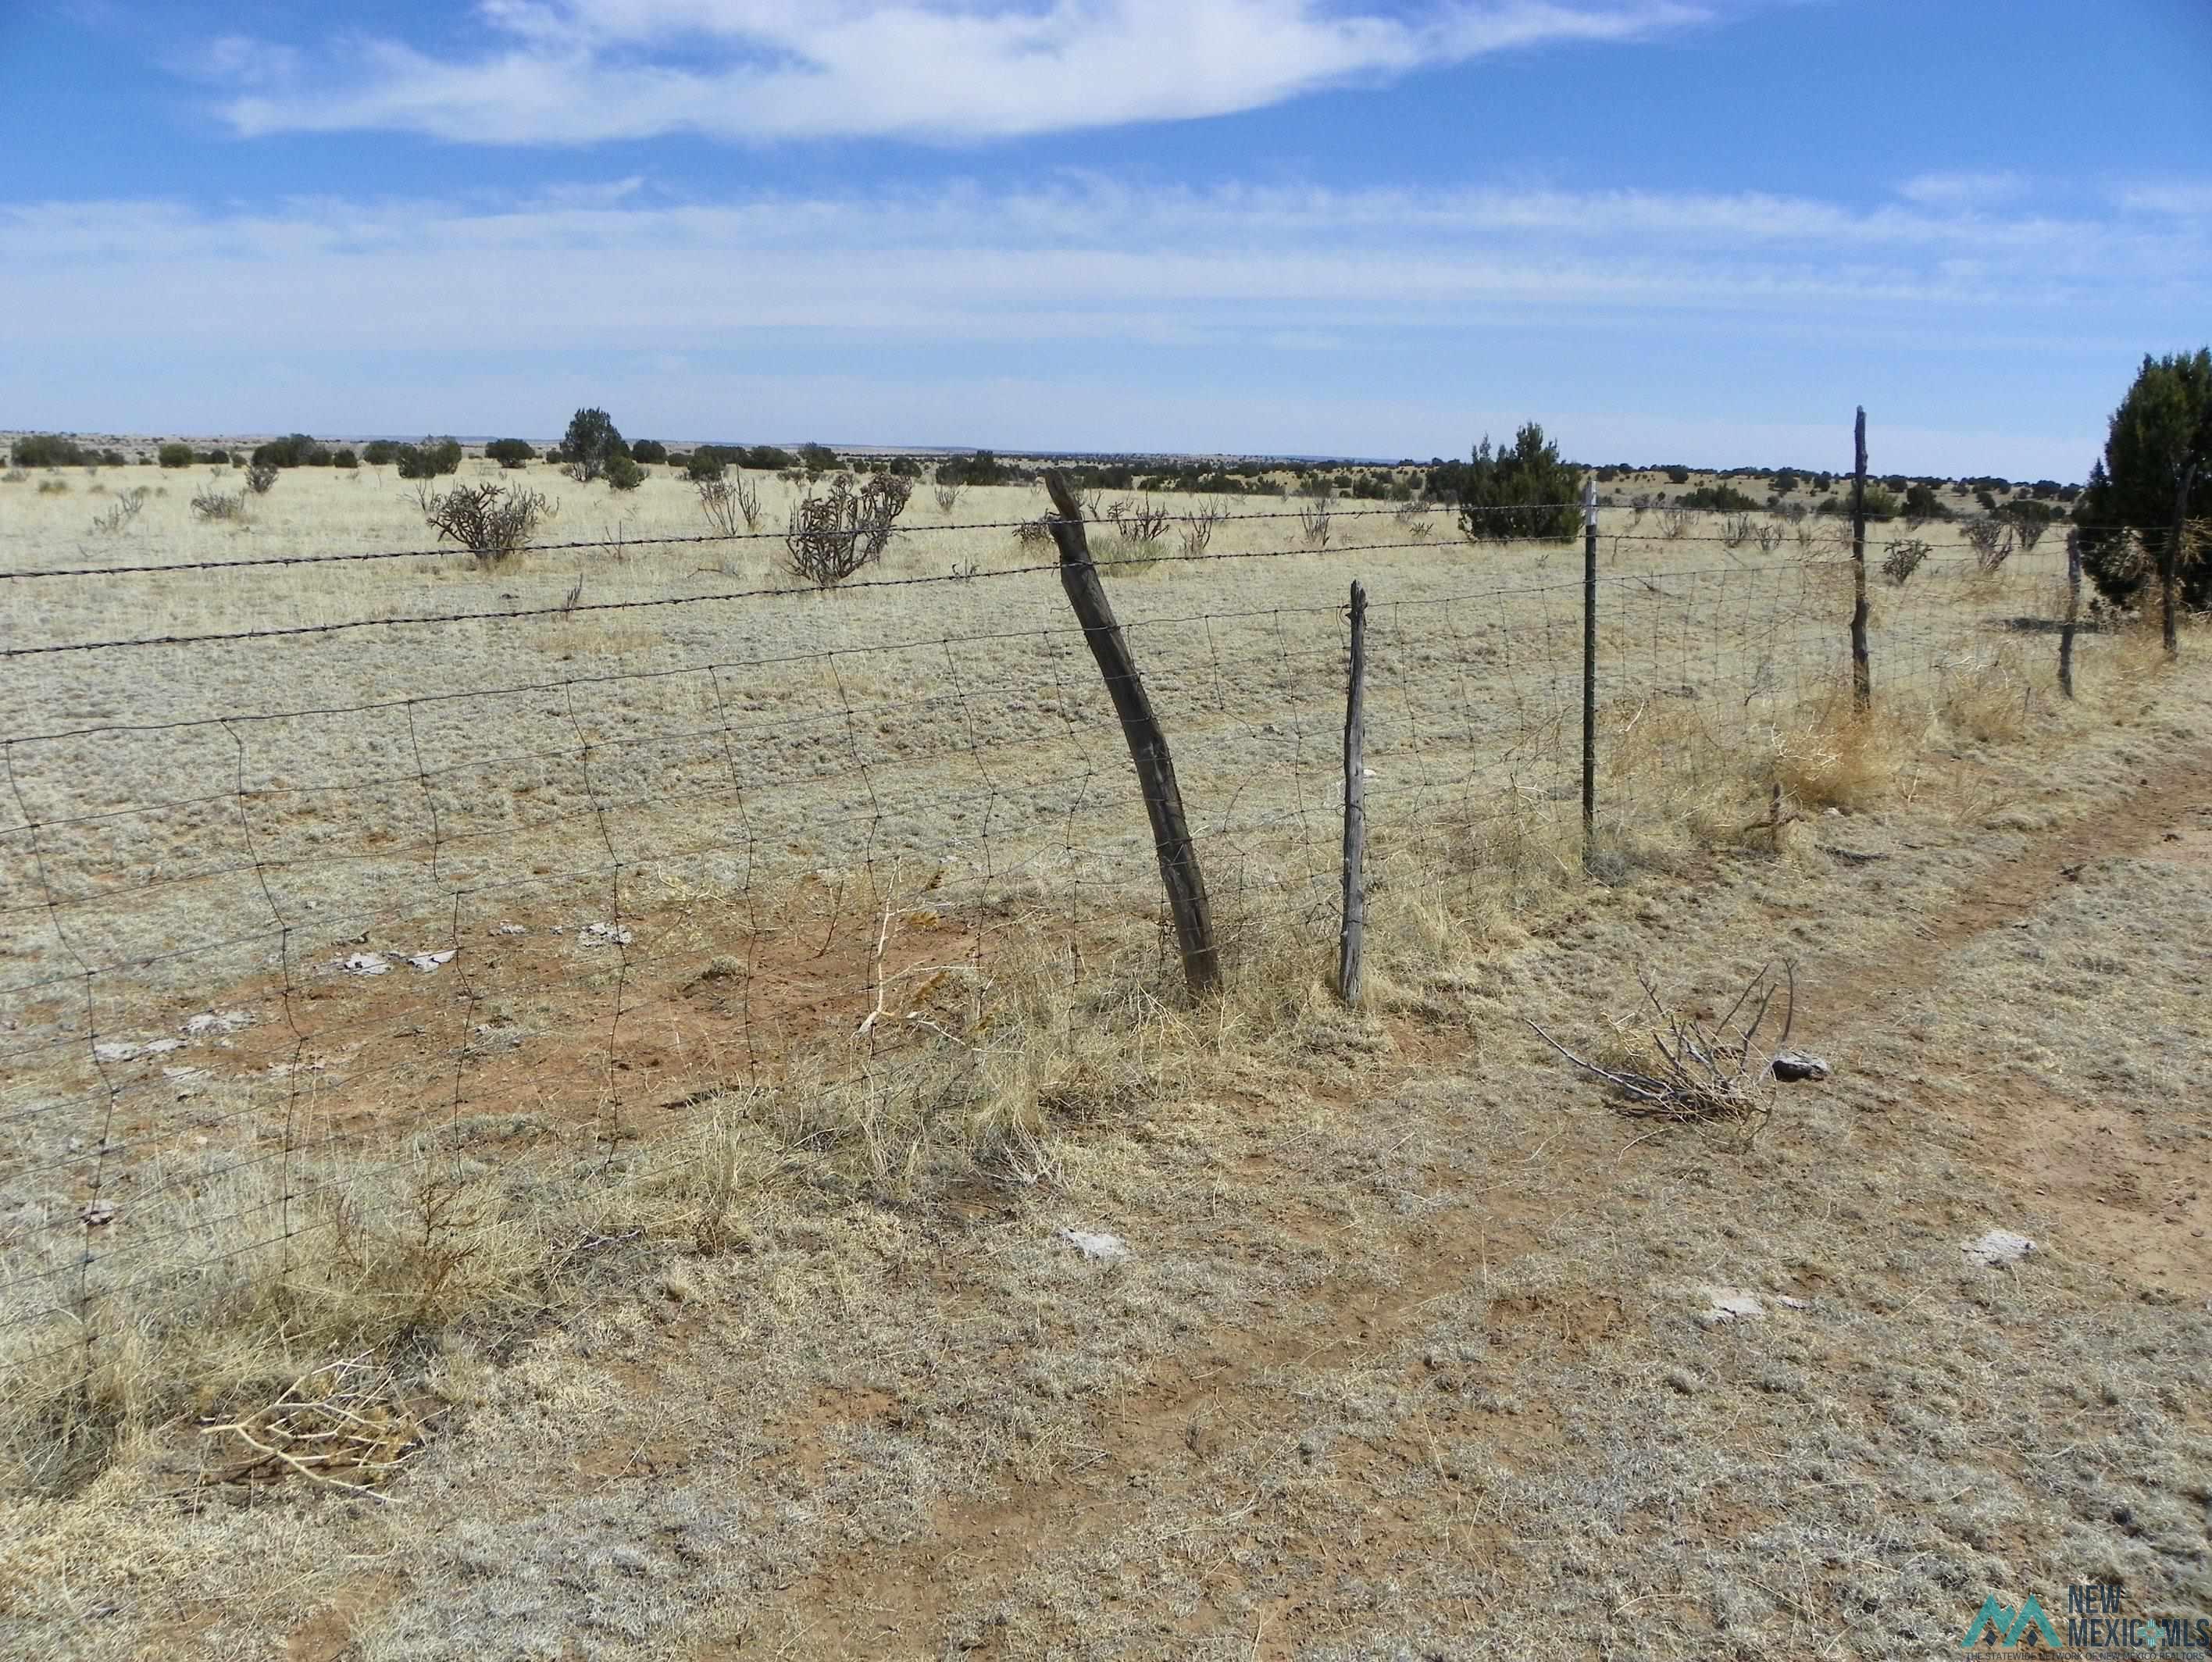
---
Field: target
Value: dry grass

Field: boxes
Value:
[1763,693,1918,809]
[5,460,2210,1658]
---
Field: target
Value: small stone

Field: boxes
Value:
[1698,1286,1765,1325]
[1772,1050,1832,1082]
[183,1011,252,1036]
[1058,1228,1129,1262]
[1963,1229,2035,1268]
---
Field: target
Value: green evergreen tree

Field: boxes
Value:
[1455,424,1583,542]
[562,408,629,483]
[2076,349,2212,613]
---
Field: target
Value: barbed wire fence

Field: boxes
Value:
[0,454,2176,1489]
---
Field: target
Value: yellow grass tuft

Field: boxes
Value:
[1761,694,1918,811]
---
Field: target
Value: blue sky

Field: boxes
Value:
[2,0,2207,476]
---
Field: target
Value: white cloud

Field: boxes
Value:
[1896,171,2025,209]
[2,177,2184,346]
[2111,180,2212,219]
[212,0,1710,144]
[0,177,2191,474]
[191,34,304,88]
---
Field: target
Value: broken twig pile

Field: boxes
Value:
[1525,961,1802,1143]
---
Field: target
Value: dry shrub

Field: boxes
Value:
[1,1147,544,1496]
[190,487,247,522]
[783,473,912,587]
[697,474,761,537]
[1963,517,2015,572]
[1367,783,1583,959]
[86,487,149,536]
[1179,501,1229,557]
[424,482,555,564]
[1882,538,1932,586]
[1093,531,1163,578]
[1601,692,1768,853]
[1936,645,2034,746]
[1106,494,1170,547]
[1761,694,1914,811]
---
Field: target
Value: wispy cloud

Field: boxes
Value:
[209,0,1710,144]
[2111,180,2212,219]
[1896,170,2025,209]
[5,175,2192,368]
[0,176,2190,473]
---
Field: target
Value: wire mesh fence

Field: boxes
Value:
[0,485,2150,1471]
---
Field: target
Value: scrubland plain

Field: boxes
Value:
[2,456,2207,1660]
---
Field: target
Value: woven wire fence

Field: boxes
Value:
[0,490,2127,1453]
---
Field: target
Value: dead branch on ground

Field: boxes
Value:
[1525,961,1798,1143]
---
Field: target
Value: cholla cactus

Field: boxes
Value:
[783,473,912,587]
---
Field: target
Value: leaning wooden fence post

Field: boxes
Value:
[1041,469,1220,997]
[1850,407,1871,712]
[2164,469,2194,661]
[2059,529,2082,699]
[1581,477,1599,855]
[1337,581,1367,1007]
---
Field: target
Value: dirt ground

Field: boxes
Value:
[2,576,2207,1659]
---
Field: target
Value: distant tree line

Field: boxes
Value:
[9,435,127,467]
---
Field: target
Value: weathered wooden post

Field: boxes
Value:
[1337,580,1366,1007]
[2164,469,2194,660]
[1850,408,1871,712]
[2059,530,2082,699]
[1041,469,1219,997]
[1581,476,1598,854]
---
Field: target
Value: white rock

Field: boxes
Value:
[496,923,527,936]
[1698,1286,1765,1325]
[93,1041,141,1063]
[578,923,633,948]
[183,1011,253,1036]
[1058,1228,1131,1262]
[142,1037,184,1056]
[340,953,391,975]
[407,950,456,972]
[1964,1229,2035,1268]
